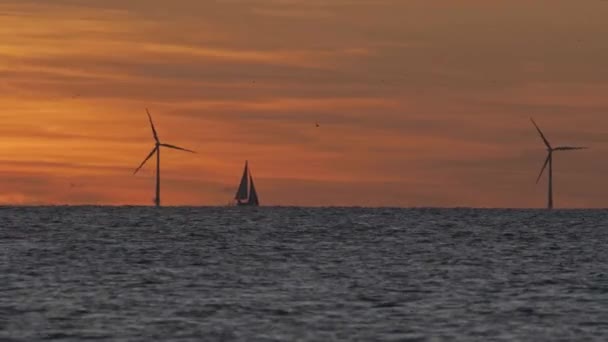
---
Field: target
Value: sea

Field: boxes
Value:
[1,207,607,341]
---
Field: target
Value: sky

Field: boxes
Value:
[1,0,608,207]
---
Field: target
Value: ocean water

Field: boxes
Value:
[1,207,608,341]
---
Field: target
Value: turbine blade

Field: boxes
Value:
[536,153,551,184]
[530,118,552,149]
[160,143,196,153]
[146,108,159,143]
[134,147,158,175]
[554,146,588,151]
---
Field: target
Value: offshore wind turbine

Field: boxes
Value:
[134,109,196,207]
[531,118,587,210]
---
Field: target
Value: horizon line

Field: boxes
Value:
[0,204,607,210]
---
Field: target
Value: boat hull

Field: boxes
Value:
[236,201,259,207]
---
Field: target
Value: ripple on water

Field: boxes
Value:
[1,207,608,341]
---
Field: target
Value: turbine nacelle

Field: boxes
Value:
[133,109,196,207]
[531,118,588,209]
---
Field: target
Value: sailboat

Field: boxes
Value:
[234,160,260,206]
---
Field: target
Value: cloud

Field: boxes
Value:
[1,0,608,207]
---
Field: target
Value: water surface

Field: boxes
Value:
[1,207,607,341]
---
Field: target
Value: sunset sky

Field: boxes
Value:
[1,0,608,207]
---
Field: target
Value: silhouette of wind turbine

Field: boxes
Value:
[134,109,195,207]
[531,118,587,210]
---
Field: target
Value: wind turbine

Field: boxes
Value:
[531,118,587,209]
[134,109,196,207]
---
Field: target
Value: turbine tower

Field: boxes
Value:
[531,118,587,210]
[134,109,195,207]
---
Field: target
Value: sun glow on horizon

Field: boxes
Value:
[1,1,608,207]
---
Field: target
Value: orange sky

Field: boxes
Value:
[1,0,608,207]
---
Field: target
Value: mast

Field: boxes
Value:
[155,144,161,207]
[548,152,553,210]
